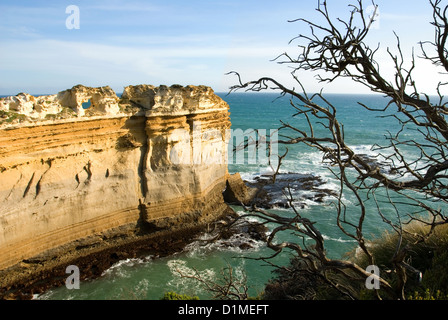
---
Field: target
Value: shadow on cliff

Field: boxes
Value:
[116,115,151,235]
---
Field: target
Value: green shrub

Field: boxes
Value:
[160,291,200,300]
[0,111,27,124]
[354,221,448,299]
[408,289,448,300]
[264,221,448,300]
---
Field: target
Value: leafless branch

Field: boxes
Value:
[174,264,250,300]
[226,0,448,300]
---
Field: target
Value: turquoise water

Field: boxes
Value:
[36,92,435,300]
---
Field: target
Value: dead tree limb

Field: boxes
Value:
[227,0,448,300]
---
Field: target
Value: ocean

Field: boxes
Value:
[34,92,434,300]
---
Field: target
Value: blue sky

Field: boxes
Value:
[0,0,444,95]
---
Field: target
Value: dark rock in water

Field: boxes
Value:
[192,213,269,251]
[218,171,338,249]
[243,220,269,241]
[238,243,253,250]
[243,172,338,209]
[229,152,395,212]
[352,153,394,175]
[223,172,258,205]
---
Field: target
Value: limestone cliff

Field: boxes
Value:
[0,84,235,297]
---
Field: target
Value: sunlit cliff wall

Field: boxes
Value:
[0,85,232,283]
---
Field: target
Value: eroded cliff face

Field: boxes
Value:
[0,84,233,296]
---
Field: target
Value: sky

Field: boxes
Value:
[0,0,445,96]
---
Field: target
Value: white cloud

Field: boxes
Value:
[0,37,290,94]
[0,38,288,70]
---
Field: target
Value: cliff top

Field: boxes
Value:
[0,84,228,128]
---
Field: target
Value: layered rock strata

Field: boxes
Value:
[0,84,237,298]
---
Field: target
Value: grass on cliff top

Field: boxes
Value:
[0,110,28,125]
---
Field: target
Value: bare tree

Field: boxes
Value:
[228,0,448,300]
[174,264,250,300]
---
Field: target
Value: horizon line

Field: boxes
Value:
[0,90,388,97]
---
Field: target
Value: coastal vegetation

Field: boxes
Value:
[0,110,27,125]
[160,291,200,300]
[262,222,448,300]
